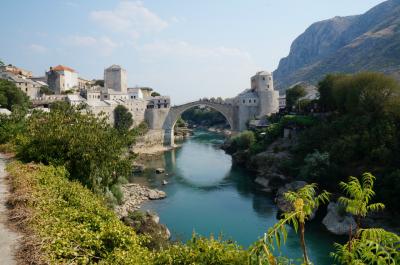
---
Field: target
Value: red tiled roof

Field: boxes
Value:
[52,65,76,72]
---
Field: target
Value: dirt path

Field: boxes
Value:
[0,154,20,265]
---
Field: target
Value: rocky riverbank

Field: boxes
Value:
[114,183,166,218]
[223,136,296,193]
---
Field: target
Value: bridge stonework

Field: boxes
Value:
[145,100,240,146]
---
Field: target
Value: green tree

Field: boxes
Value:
[285,85,306,110]
[151,91,160,97]
[332,228,400,265]
[318,72,400,117]
[0,59,4,66]
[0,79,30,110]
[282,184,330,264]
[0,107,27,144]
[232,130,255,151]
[40,86,54,95]
[114,105,133,132]
[250,184,330,265]
[94,79,104,87]
[338,173,385,237]
[17,105,133,203]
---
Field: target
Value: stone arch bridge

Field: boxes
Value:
[146,99,240,146]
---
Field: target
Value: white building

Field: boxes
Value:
[46,65,79,94]
[128,87,144,100]
[104,65,127,93]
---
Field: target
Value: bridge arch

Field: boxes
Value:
[162,100,237,146]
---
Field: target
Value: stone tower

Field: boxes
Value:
[251,71,279,117]
[104,65,127,93]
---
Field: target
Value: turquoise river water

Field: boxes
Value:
[131,130,343,264]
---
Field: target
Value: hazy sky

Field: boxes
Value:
[1,0,384,103]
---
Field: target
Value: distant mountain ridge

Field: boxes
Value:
[273,0,400,91]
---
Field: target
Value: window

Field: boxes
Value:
[269,77,271,80]
[242,100,245,104]
[249,99,251,103]
[254,99,256,103]
[262,77,265,81]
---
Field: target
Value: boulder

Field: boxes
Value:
[146,210,160,224]
[155,168,165,174]
[323,202,357,235]
[147,189,166,200]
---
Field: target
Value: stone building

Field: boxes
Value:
[146,96,170,109]
[104,65,127,93]
[46,65,78,94]
[224,71,279,130]
[0,71,41,99]
[128,87,144,100]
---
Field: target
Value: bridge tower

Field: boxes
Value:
[251,71,279,117]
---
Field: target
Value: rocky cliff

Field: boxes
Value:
[274,0,400,91]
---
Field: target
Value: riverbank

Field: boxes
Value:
[115,183,166,218]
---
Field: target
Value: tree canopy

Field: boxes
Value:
[114,105,133,132]
[285,85,306,110]
[0,79,30,110]
[16,105,133,203]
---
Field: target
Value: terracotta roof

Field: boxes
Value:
[52,65,76,72]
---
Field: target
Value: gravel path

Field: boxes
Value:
[0,154,20,265]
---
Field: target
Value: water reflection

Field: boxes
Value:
[133,130,341,265]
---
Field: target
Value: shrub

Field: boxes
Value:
[0,79,30,110]
[231,130,255,151]
[154,235,248,265]
[114,105,133,132]
[16,106,133,201]
[7,162,152,265]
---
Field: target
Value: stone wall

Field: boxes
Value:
[131,129,168,153]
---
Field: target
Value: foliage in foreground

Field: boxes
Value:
[7,161,152,265]
[332,228,400,265]
[8,161,281,265]
[15,106,133,203]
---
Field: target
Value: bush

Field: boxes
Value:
[231,131,255,151]
[7,162,152,265]
[16,105,133,201]
[114,105,133,132]
[300,150,339,189]
[0,79,30,110]
[154,235,248,265]
[285,84,306,110]
[0,107,27,144]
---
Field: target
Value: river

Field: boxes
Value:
[131,130,343,264]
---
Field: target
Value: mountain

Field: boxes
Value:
[273,0,400,91]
